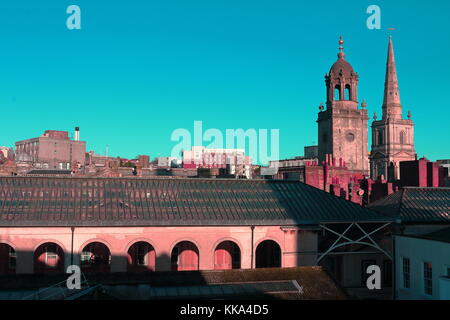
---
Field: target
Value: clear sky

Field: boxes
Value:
[0,0,449,163]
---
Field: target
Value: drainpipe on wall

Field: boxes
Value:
[250,226,255,269]
[70,226,75,266]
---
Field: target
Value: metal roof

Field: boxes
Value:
[0,176,391,227]
[368,187,450,223]
[0,267,347,300]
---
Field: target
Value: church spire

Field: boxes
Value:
[382,36,402,120]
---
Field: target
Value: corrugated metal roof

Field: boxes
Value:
[0,176,391,227]
[368,187,450,223]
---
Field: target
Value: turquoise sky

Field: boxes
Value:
[0,0,449,163]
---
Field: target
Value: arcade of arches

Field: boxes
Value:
[0,226,317,274]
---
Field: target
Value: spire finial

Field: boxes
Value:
[338,36,345,59]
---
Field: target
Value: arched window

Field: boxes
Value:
[127,241,156,272]
[34,242,65,274]
[344,84,351,100]
[255,240,281,268]
[171,241,199,271]
[81,242,111,273]
[214,241,241,270]
[334,85,341,101]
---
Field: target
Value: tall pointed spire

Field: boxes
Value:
[382,36,402,120]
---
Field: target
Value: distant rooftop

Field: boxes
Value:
[368,187,450,223]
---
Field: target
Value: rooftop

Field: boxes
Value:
[368,187,450,223]
[0,176,391,227]
[0,267,347,300]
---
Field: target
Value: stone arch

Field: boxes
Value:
[127,241,156,272]
[214,240,241,270]
[0,243,16,275]
[34,242,65,274]
[334,85,341,101]
[171,241,199,271]
[345,84,351,100]
[255,239,282,268]
[80,241,111,273]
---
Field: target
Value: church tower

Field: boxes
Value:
[317,37,369,174]
[370,36,416,180]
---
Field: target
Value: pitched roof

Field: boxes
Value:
[0,267,347,300]
[368,187,450,223]
[398,227,450,244]
[0,176,391,227]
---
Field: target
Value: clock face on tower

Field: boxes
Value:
[346,132,355,142]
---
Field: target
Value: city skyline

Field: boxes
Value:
[0,1,449,162]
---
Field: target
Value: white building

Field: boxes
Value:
[395,228,450,300]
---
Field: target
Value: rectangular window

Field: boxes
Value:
[402,257,410,289]
[424,262,433,295]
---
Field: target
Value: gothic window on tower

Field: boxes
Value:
[334,85,341,101]
[345,84,351,100]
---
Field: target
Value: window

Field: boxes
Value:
[402,258,410,289]
[334,85,341,101]
[424,262,432,295]
[344,85,351,100]
[45,245,58,268]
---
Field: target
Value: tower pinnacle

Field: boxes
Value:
[338,36,345,59]
[382,36,402,119]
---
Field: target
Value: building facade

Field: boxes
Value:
[395,231,450,300]
[15,129,86,170]
[370,37,416,180]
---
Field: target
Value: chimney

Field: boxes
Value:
[74,127,80,141]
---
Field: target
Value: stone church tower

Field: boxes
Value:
[370,36,416,180]
[317,37,369,175]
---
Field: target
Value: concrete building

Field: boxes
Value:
[370,37,416,180]
[15,128,86,170]
[395,229,450,300]
[317,37,369,175]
